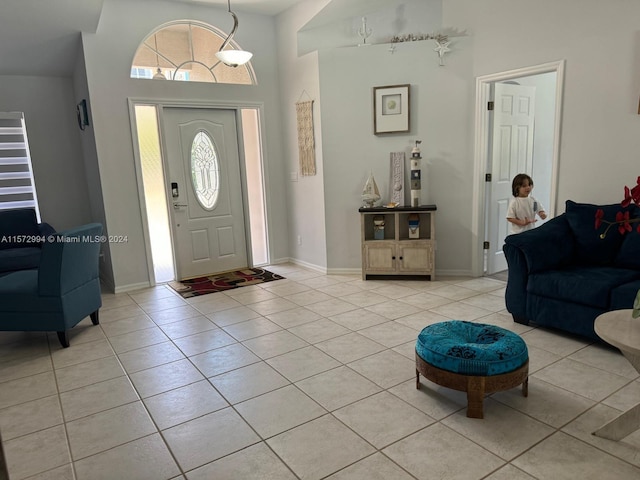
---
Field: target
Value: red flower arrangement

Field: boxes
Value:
[595,176,640,239]
[594,176,640,318]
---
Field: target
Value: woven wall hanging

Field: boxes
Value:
[295,99,316,176]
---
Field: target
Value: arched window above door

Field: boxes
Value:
[131,21,255,85]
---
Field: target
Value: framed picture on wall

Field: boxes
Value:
[373,84,410,134]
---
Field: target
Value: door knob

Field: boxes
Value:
[173,203,188,209]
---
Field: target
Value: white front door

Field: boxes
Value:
[487,82,536,274]
[163,108,248,280]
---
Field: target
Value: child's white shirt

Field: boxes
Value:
[506,196,544,234]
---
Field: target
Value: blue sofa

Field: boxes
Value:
[0,223,103,347]
[0,208,55,274]
[503,200,640,341]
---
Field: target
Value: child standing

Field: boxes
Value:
[506,173,547,234]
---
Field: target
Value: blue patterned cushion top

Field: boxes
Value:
[416,321,528,376]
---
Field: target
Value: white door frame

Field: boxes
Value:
[470,60,565,277]
[128,98,270,286]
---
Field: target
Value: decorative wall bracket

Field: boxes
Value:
[388,28,466,66]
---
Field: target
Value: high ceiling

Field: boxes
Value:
[0,0,307,76]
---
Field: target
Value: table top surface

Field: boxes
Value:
[594,310,640,358]
[359,205,437,213]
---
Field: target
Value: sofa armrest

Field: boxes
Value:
[503,214,574,274]
[38,223,102,296]
[38,222,55,238]
[503,215,574,321]
[503,242,528,320]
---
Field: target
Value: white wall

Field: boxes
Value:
[0,75,92,230]
[290,0,640,276]
[276,0,332,272]
[72,43,113,286]
[6,0,639,284]
[445,0,640,209]
[81,0,289,291]
[318,36,474,274]
[307,0,478,274]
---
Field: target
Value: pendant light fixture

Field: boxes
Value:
[152,34,166,80]
[215,0,253,67]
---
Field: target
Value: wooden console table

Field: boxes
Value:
[359,205,436,280]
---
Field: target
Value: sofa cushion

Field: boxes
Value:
[565,200,639,266]
[0,248,42,273]
[0,270,61,312]
[528,266,640,309]
[610,280,640,311]
[0,209,40,250]
[614,231,640,269]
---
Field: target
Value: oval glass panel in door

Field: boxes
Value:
[190,130,220,210]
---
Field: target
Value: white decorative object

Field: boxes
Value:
[434,39,451,66]
[389,152,405,206]
[361,172,380,208]
[358,17,372,46]
[410,140,422,207]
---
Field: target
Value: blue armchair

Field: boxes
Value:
[0,223,103,347]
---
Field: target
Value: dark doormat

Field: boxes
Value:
[169,267,285,298]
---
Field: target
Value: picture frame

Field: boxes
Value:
[373,84,410,135]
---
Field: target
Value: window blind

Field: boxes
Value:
[0,112,40,221]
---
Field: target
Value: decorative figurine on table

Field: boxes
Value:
[389,152,405,206]
[410,140,422,207]
[361,171,381,208]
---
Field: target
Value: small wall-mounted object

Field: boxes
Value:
[434,38,451,66]
[358,17,372,46]
[76,99,89,130]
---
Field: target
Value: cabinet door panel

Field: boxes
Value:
[364,244,395,271]
[398,243,433,272]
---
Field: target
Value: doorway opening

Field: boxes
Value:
[131,103,269,285]
[472,60,565,277]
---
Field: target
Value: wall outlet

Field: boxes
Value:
[290,172,298,182]
[297,235,302,246]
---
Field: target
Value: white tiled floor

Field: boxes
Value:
[1,263,640,479]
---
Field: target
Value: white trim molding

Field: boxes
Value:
[471,60,565,277]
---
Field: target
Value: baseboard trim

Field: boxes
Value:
[270,260,478,280]
[113,281,152,294]
[326,267,361,275]
[99,272,115,294]
[287,258,327,274]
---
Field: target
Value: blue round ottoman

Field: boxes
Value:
[415,320,529,418]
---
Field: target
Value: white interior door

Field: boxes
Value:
[487,83,536,274]
[163,108,248,280]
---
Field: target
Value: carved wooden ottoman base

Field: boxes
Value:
[416,353,529,419]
